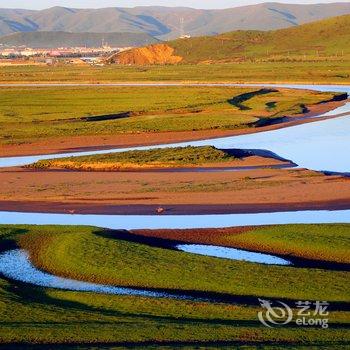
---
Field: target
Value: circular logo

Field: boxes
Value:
[258,298,293,328]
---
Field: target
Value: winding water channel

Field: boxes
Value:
[0,249,194,300]
[0,83,349,296]
[0,246,292,299]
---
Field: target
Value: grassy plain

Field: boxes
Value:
[1,277,349,346]
[0,15,349,349]
[0,85,337,145]
[1,60,350,84]
[0,224,349,346]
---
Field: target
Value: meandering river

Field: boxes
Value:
[0,83,349,295]
[0,83,349,232]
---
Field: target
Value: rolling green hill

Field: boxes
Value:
[111,15,350,64]
[171,14,350,63]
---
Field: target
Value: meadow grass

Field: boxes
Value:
[1,61,350,84]
[1,277,349,345]
[0,85,337,145]
[0,224,349,345]
[29,146,236,170]
[0,225,349,349]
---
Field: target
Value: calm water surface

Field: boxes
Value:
[1,209,349,229]
[177,244,291,265]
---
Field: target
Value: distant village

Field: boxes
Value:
[0,43,132,66]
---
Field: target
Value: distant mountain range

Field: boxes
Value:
[1,2,350,40]
[108,15,350,64]
[0,31,158,48]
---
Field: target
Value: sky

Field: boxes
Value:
[0,0,349,10]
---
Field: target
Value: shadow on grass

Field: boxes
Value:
[2,277,268,328]
[0,227,27,253]
[3,279,349,349]
[227,88,278,111]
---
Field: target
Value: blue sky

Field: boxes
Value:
[1,0,349,10]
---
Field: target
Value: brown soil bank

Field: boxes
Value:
[107,44,183,65]
[0,164,349,215]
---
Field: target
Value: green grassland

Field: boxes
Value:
[170,15,350,63]
[0,86,337,145]
[1,60,350,84]
[0,224,349,346]
[29,146,236,170]
[9,225,350,301]
[1,278,349,347]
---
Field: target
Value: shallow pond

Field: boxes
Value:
[177,244,291,265]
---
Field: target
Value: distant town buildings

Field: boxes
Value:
[0,44,132,65]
